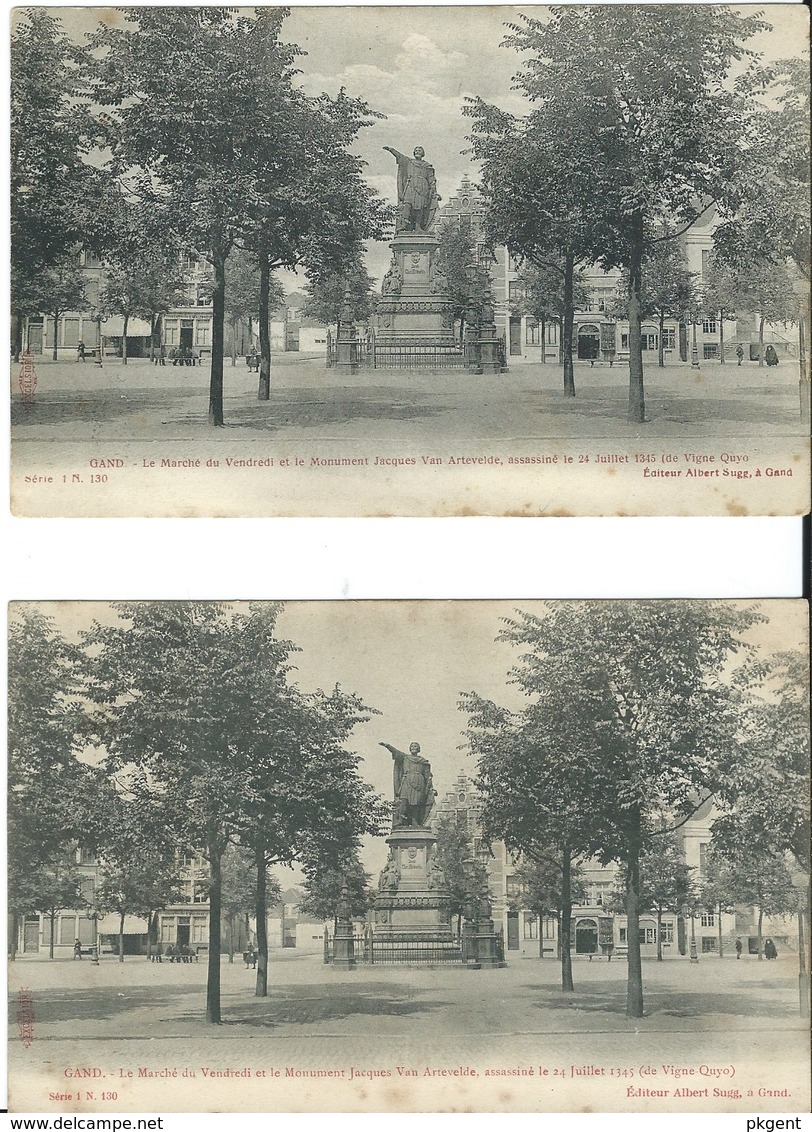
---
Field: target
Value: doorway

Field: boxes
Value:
[180,326,194,351]
[23,919,40,952]
[509,317,522,356]
[575,918,598,954]
[577,325,600,360]
[177,923,191,947]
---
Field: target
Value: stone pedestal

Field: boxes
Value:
[376,234,460,362]
[374,828,453,937]
[333,919,356,970]
[478,322,501,375]
[336,321,359,375]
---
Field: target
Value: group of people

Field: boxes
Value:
[734,937,779,959]
[169,346,200,366]
[735,343,780,366]
[150,943,199,963]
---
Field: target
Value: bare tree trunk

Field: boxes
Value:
[757,906,764,960]
[656,909,663,960]
[49,911,56,959]
[718,902,724,957]
[540,314,546,364]
[118,911,125,962]
[228,916,234,963]
[205,827,223,1023]
[561,844,574,992]
[719,311,725,364]
[122,314,129,365]
[627,218,646,423]
[230,318,237,367]
[758,316,765,367]
[257,254,272,400]
[658,311,665,367]
[149,313,157,362]
[562,254,575,397]
[10,911,18,960]
[208,246,228,426]
[625,816,644,1017]
[255,846,269,998]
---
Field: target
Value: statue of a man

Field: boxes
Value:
[379,740,435,828]
[383,146,440,234]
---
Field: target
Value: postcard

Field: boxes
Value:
[7,600,810,1112]
[9,6,810,517]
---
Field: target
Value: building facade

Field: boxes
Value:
[433,774,750,962]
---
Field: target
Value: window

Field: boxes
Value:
[192,916,207,944]
[638,926,656,944]
[525,320,540,346]
[79,877,95,902]
[164,320,179,346]
[586,882,611,907]
[703,343,719,360]
[542,917,557,939]
[619,927,627,943]
[621,333,629,350]
[160,917,174,944]
[195,323,211,348]
[84,280,99,309]
[523,914,539,940]
[508,281,525,307]
[83,250,101,268]
[506,876,520,897]
[196,285,212,307]
[702,936,718,953]
[700,911,715,927]
[79,848,97,865]
[699,843,709,876]
[662,328,676,349]
[60,915,78,945]
[702,318,717,334]
[62,318,80,347]
[78,916,94,945]
[641,332,658,351]
[661,921,674,944]
[192,880,209,904]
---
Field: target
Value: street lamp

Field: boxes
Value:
[791,871,809,1018]
[89,906,100,965]
[463,856,481,969]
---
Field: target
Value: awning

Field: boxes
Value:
[97,914,149,935]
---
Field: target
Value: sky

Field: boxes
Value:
[14,599,808,879]
[46,5,810,292]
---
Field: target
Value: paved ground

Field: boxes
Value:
[8,950,809,1112]
[11,354,807,517]
[10,354,807,444]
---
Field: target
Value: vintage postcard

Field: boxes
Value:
[7,599,810,1113]
[9,5,810,517]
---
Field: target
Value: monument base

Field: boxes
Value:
[375,234,460,365]
[373,828,454,942]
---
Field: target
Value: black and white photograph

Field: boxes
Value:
[9,5,810,517]
[7,600,810,1113]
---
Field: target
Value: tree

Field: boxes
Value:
[10,10,99,360]
[465,91,601,397]
[635,829,694,960]
[31,257,87,361]
[434,219,477,344]
[302,257,374,334]
[464,601,764,1017]
[509,855,587,959]
[706,843,795,959]
[471,8,771,419]
[727,259,798,366]
[462,687,603,993]
[7,609,98,959]
[220,845,261,962]
[224,250,266,367]
[514,261,591,366]
[699,854,738,958]
[432,810,488,938]
[28,859,85,960]
[94,786,184,962]
[614,235,697,368]
[703,254,744,365]
[299,849,372,933]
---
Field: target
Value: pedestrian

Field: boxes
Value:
[155,941,163,963]
[159,344,166,366]
[735,937,742,960]
[765,938,778,959]
[73,938,82,960]
[765,344,779,367]
[77,341,86,362]
[735,343,744,366]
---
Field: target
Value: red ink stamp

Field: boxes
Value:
[17,987,34,1047]
[18,349,37,404]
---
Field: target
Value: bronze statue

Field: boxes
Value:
[383,146,441,234]
[379,740,436,828]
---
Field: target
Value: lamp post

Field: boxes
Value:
[463,856,481,969]
[791,871,809,1018]
[89,906,100,965]
[689,905,699,963]
[464,264,483,374]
